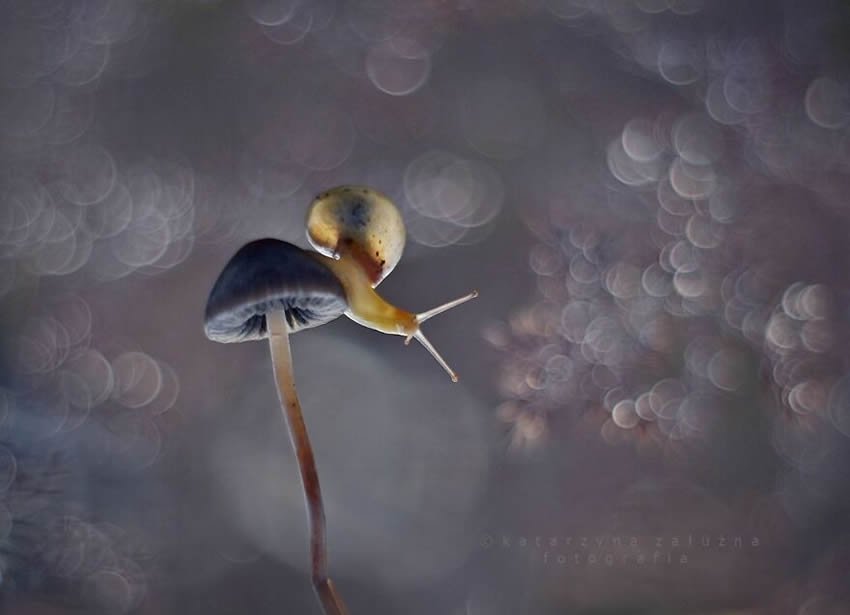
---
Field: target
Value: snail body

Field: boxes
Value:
[310,249,417,336]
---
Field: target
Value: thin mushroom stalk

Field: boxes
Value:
[204,239,352,615]
[267,309,350,615]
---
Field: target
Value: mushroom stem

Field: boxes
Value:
[267,310,350,615]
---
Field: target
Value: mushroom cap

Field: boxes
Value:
[204,239,348,343]
[306,185,405,288]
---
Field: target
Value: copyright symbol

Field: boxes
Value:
[480,533,494,549]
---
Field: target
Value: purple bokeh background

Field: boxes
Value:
[1,1,850,613]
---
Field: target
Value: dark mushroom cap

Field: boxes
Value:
[204,239,348,343]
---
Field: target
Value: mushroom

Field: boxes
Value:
[204,238,351,615]
[203,186,477,615]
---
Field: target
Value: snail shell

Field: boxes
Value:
[306,185,406,287]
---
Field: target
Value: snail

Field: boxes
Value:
[203,185,477,615]
[305,185,478,381]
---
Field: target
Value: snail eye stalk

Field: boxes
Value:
[415,290,480,326]
[404,290,480,382]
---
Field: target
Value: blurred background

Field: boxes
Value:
[1,0,850,613]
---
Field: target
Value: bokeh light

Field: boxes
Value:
[2,1,850,614]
